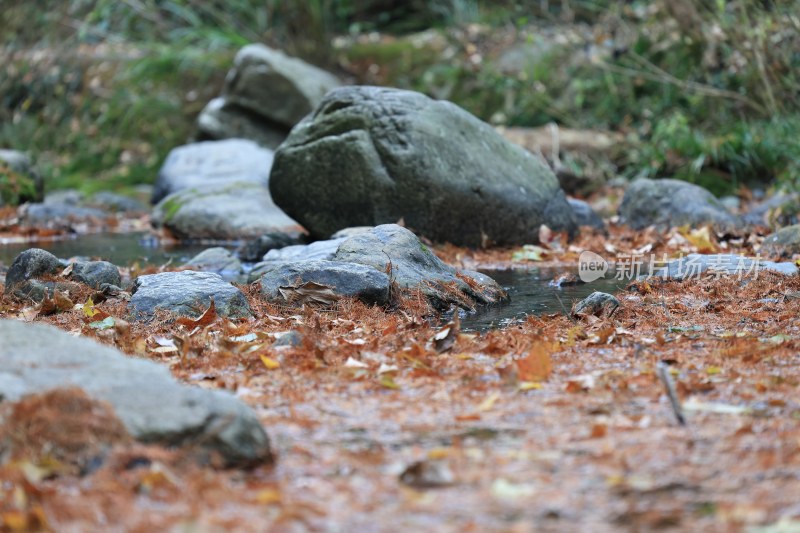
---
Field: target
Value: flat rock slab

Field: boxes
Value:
[269,86,576,246]
[152,139,275,204]
[129,271,252,320]
[0,320,271,467]
[151,181,299,240]
[651,253,798,281]
[259,260,391,306]
[619,178,739,231]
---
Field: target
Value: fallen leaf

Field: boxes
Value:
[260,354,280,370]
[512,244,546,262]
[433,314,460,353]
[88,316,116,330]
[515,340,556,382]
[176,298,217,328]
[278,281,339,306]
[400,460,455,488]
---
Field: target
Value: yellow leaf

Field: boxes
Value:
[83,297,97,318]
[260,354,280,370]
[379,375,400,389]
[478,392,500,411]
[255,488,282,505]
[680,225,717,253]
[518,381,543,391]
[706,366,722,375]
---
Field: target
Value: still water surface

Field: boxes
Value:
[0,232,623,331]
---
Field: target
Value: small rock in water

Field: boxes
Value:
[573,291,620,317]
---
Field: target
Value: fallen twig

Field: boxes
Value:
[656,361,686,426]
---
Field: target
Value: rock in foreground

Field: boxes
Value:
[618,178,739,231]
[760,225,800,259]
[269,86,577,246]
[129,271,252,320]
[0,320,271,467]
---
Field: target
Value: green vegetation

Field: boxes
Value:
[1,0,798,195]
[0,163,39,205]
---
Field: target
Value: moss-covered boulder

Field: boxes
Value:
[269,86,577,247]
[0,150,44,206]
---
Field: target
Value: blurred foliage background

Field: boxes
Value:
[1,0,798,196]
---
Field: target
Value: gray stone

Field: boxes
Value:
[573,291,620,316]
[0,320,271,467]
[88,192,147,213]
[70,260,121,289]
[262,238,346,263]
[222,44,341,128]
[44,189,83,206]
[269,86,577,246]
[332,224,507,309]
[761,225,800,259]
[196,97,288,149]
[20,203,107,224]
[184,247,243,281]
[152,139,275,204]
[151,182,299,240]
[0,149,44,206]
[742,193,800,227]
[3,248,64,300]
[568,198,605,230]
[258,260,391,306]
[129,271,252,320]
[618,178,739,231]
[330,226,374,239]
[651,253,798,281]
[237,233,303,263]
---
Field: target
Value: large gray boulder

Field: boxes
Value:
[259,260,391,306]
[196,97,288,149]
[0,149,44,206]
[152,139,275,204]
[269,86,577,247]
[0,320,271,467]
[151,181,299,240]
[619,178,739,231]
[3,248,65,301]
[222,44,341,128]
[129,271,252,320]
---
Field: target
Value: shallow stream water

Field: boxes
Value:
[0,232,623,331]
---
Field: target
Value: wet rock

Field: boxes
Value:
[760,225,800,259]
[332,224,507,309]
[129,271,252,320]
[269,86,577,246]
[652,253,798,281]
[88,192,147,213]
[742,193,800,227]
[184,247,243,281]
[262,237,346,263]
[258,260,391,306]
[0,320,272,467]
[151,181,299,240]
[70,260,122,289]
[573,291,620,317]
[568,198,605,230]
[331,226,374,239]
[196,97,288,149]
[618,178,739,231]
[237,232,302,263]
[152,139,275,204]
[0,149,44,206]
[20,203,107,224]
[3,248,63,300]
[44,189,83,205]
[222,44,341,128]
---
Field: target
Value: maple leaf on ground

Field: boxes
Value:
[515,340,558,382]
[176,298,217,328]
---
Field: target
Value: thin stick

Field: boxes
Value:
[656,362,686,426]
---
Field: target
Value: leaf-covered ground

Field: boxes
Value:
[1,215,800,531]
